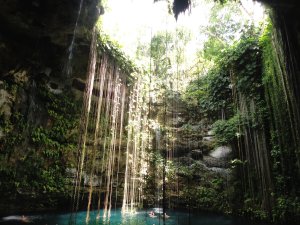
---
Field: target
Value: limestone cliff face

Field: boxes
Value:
[0,0,102,139]
[0,0,101,76]
[0,0,101,212]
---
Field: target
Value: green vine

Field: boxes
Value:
[97,32,137,76]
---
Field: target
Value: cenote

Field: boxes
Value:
[0,0,300,225]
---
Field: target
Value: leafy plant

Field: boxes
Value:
[97,32,137,75]
[212,114,240,145]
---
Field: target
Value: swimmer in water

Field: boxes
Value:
[148,211,156,218]
[21,215,30,223]
[2,215,30,223]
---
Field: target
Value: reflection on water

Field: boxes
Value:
[0,209,266,225]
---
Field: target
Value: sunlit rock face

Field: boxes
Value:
[0,0,101,76]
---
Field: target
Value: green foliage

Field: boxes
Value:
[260,20,300,223]
[150,32,173,79]
[212,114,240,145]
[27,84,79,194]
[209,4,242,42]
[38,86,79,144]
[230,158,244,168]
[260,21,276,86]
[175,27,192,64]
[184,2,250,116]
[0,113,25,155]
[186,186,218,208]
[97,32,137,75]
[0,81,79,200]
[0,81,27,156]
[184,27,262,121]
[202,1,246,60]
[240,206,269,221]
[203,38,226,61]
[183,68,232,120]
[0,165,18,193]
[183,22,278,222]
[229,39,262,97]
[180,166,231,212]
[207,68,232,113]
[271,196,300,223]
[0,82,27,192]
[183,75,207,111]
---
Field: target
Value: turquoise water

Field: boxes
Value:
[0,209,265,225]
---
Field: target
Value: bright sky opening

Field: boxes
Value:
[101,0,265,64]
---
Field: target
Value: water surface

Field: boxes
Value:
[0,209,266,225]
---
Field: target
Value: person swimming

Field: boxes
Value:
[2,215,30,223]
[21,215,30,223]
[148,211,156,218]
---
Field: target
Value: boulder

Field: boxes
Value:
[209,146,232,159]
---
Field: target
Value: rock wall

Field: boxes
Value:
[0,0,101,213]
[145,91,234,212]
[0,0,101,76]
